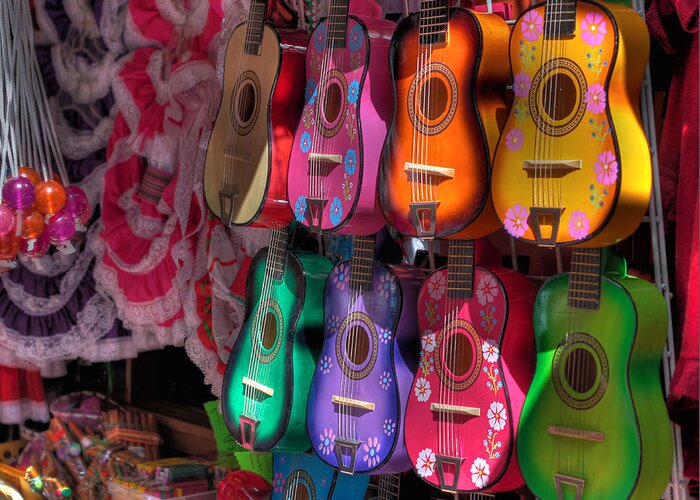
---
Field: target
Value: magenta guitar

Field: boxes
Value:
[287,0,394,235]
[404,240,535,493]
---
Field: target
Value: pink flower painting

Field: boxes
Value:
[568,211,590,240]
[594,150,618,186]
[513,72,532,97]
[585,84,607,114]
[504,204,529,238]
[521,11,544,42]
[505,128,524,151]
[581,12,607,47]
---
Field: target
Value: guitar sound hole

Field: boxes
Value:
[345,325,370,366]
[564,347,597,393]
[292,483,310,500]
[260,312,278,351]
[419,77,448,120]
[542,73,577,121]
[323,82,343,123]
[445,333,473,378]
[236,82,257,124]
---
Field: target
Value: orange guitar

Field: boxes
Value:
[380,2,509,239]
[490,0,651,247]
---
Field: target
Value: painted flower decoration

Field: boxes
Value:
[521,10,544,42]
[594,150,618,186]
[362,437,381,468]
[476,274,499,305]
[344,148,357,175]
[581,12,607,47]
[327,314,340,334]
[470,457,491,489]
[505,128,524,151]
[383,419,396,436]
[568,211,590,240]
[319,355,333,374]
[415,377,431,402]
[416,448,436,478]
[313,24,327,51]
[513,72,531,98]
[332,263,350,289]
[318,428,335,455]
[329,196,343,225]
[348,24,364,52]
[378,327,392,345]
[347,80,360,105]
[377,273,396,299]
[585,84,607,114]
[300,131,312,153]
[421,331,437,353]
[273,472,284,493]
[427,272,447,301]
[504,203,530,238]
[294,195,307,223]
[482,340,500,363]
[379,371,393,390]
[305,78,317,103]
[488,401,508,431]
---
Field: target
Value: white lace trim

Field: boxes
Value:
[99,0,130,54]
[0,399,50,425]
[63,0,100,38]
[123,9,164,51]
[51,44,119,104]
[50,98,115,160]
[156,0,209,36]
[111,52,141,134]
[77,161,107,214]
[17,250,78,278]
[32,0,60,46]
[118,186,166,238]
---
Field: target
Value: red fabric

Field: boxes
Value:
[646,0,699,483]
[0,365,48,424]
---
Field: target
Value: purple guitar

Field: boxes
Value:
[307,234,423,474]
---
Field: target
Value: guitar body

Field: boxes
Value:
[405,266,534,492]
[272,452,370,499]
[204,24,307,227]
[518,267,673,498]
[222,249,331,451]
[307,263,423,473]
[287,12,394,235]
[491,0,650,246]
[381,8,508,239]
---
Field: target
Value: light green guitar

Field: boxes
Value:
[222,228,331,452]
[518,248,672,499]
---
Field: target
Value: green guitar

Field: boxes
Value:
[518,248,672,499]
[222,228,331,452]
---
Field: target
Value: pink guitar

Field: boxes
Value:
[404,240,534,493]
[287,0,394,235]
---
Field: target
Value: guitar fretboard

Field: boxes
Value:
[419,0,449,45]
[327,0,350,49]
[349,235,376,292]
[267,228,289,281]
[244,0,266,55]
[446,239,475,299]
[544,0,578,38]
[567,248,602,310]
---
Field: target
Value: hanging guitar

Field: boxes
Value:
[204,0,306,227]
[287,0,394,235]
[221,227,332,451]
[517,248,673,498]
[306,234,423,474]
[404,240,534,493]
[490,0,651,246]
[381,1,509,239]
[272,452,369,499]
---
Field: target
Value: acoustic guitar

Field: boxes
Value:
[404,240,534,493]
[221,228,332,451]
[306,234,423,474]
[490,0,650,247]
[204,0,306,227]
[381,1,509,239]
[518,248,672,499]
[287,0,394,235]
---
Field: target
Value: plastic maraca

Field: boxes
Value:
[0,205,16,237]
[63,186,90,230]
[34,180,66,216]
[46,211,76,245]
[21,210,45,240]
[21,231,50,257]
[2,177,35,210]
[18,166,41,186]
[0,233,20,261]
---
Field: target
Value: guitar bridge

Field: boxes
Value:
[238,415,258,450]
[334,438,362,474]
[435,455,463,493]
[304,197,328,233]
[522,160,581,177]
[219,190,238,227]
[528,207,564,247]
[404,162,455,179]
[409,201,439,238]
[332,395,375,414]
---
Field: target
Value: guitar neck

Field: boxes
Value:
[349,234,376,292]
[567,248,602,310]
[327,0,351,49]
[245,0,267,55]
[447,239,475,300]
[419,0,449,45]
[267,227,289,281]
[544,0,578,38]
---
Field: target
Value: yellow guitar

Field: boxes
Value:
[491,0,650,247]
